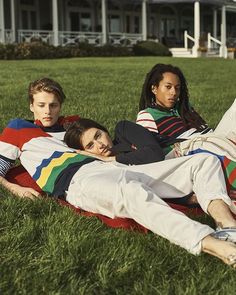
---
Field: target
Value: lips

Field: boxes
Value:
[101,146,111,155]
[168,99,176,104]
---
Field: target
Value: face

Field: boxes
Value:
[30,91,61,127]
[152,72,181,109]
[81,128,113,156]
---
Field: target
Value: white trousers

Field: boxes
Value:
[214,98,236,135]
[167,99,236,160]
[66,154,231,255]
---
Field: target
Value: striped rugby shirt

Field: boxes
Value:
[136,105,190,138]
[0,118,95,197]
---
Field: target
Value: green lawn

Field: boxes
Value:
[0,57,236,294]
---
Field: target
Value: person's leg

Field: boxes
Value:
[214,99,236,135]
[125,154,236,228]
[208,199,236,228]
[66,161,236,264]
[66,161,213,254]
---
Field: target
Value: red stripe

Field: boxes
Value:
[0,127,50,149]
[156,116,177,128]
[136,118,155,123]
[228,168,236,186]
[138,111,150,115]
[160,121,184,135]
[169,126,186,137]
[222,157,231,170]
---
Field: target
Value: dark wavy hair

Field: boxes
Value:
[139,63,208,131]
[64,118,109,150]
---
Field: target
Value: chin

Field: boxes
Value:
[43,122,54,127]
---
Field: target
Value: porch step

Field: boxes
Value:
[206,49,220,57]
[170,47,193,58]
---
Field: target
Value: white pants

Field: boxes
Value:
[167,99,236,160]
[66,154,231,255]
[214,98,236,135]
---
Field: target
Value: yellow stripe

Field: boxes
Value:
[36,153,76,187]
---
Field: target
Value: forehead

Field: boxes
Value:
[32,91,60,104]
[161,72,180,84]
[81,128,99,146]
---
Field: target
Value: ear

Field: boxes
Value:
[152,85,158,95]
[29,103,34,113]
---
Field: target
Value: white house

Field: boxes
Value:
[0,0,236,57]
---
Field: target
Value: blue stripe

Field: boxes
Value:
[32,151,64,180]
[8,119,39,130]
[188,148,224,161]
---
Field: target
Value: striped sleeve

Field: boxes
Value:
[136,110,159,133]
[0,157,14,177]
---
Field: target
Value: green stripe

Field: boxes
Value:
[42,154,91,193]
[225,160,236,176]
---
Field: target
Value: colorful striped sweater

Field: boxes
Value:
[136,105,194,138]
[0,118,95,197]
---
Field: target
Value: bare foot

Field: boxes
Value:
[202,235,236,267]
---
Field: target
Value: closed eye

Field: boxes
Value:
[94,130,102,140]
[85,142,94,150]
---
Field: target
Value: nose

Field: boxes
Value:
[44,105,51,114]
[170,87,177,96]
[97,141,105,149]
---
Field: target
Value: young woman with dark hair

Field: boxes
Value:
[64,118,164,165]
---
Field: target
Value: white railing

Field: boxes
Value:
[109,33,142,46]
[207,33,221,49]
[184,30,195,50]
[5,29,14,43]
[4,30,142,47]
[59,31,142,47]
[18,30,53,44]
[59,31,102,46]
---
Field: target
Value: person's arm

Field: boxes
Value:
[113,120,165,165]
[0,121,42,199]
[136,110,158,133]
[0,158,41,199]
[0,175,41,199]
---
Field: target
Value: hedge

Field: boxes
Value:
[0,41,171,59]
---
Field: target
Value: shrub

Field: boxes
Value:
[133,40,172,56]
[15,42,54,59]
[94,44,133,57]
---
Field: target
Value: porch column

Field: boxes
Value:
[0,0,5,43]
[213,8,217,38]
[11,0,16,42]
[220,5,227,58]
[192,1,200,57]
[101,0,107,44]
[52,0,59,46]
[142,0,147,41]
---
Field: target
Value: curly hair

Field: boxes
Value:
[139,63,208,131]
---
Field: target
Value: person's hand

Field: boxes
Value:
[229,190,236,200]
[76,150,115,162]
[0,176,42,200]
[15,186,42,199]
[7,182,42,199]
